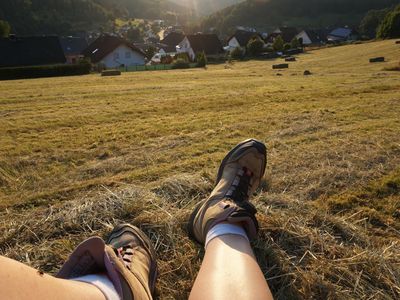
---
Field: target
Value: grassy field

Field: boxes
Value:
[1,40,400,299]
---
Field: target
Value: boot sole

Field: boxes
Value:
[107,224,158,294]
[187,138,267,243]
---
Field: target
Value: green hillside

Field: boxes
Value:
[0,0,186,35]
[201,0,400,33]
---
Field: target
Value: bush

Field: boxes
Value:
[246,38,265,56]
[230,47,245,59]
[196,51,207,67]
[161,55,173,64]
[264,46,274,53]
[175,52,190,62]
[0,20,10,37]
[172,59,190,69]
[273,35,284,51]
[0,61,91,80]
[377,5,400,39]
[284,43,291,51]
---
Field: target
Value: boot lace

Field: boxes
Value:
[115,245,134,270]
[226,167,253,203]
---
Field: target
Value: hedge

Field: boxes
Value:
[0,62,91,80]
[171,59,190,69]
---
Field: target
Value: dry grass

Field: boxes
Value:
[1,39,400,299]
[384,61,400,71]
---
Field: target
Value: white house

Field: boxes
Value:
[226,30,263,52]
[159,32,185,55]
[177,34,224,61]
[295,30,327,46]
[82,35,146,68]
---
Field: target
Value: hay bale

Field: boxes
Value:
[285,57,296,62]
[273,64,289,69]
[101,70,121,76]
[304,70,312,76]
[395,41,400,44]
[369,57,385,63]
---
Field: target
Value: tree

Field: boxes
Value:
[126,27,142,42]
[284,43,291,51]
[273,35,284,52]
[196,51,207,68]
[144,46,156,60]
[0,20,11,37]
[377,5,400,39]
[246,37,264,56]
[290,37,300,49]
[359,8,389,38]
[230,47,245,60]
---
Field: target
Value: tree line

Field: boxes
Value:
[200,0,400,35]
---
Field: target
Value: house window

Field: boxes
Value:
[114,52,120,59]
[125,51,131,59]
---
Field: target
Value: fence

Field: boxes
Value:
[118,63,198,72]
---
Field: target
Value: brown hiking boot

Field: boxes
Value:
[57,224,157,300]
[188,138,267,245]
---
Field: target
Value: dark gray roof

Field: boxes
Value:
[82,35,145,63]
[329,28,353,38]
[228,30,262,47]
[161,32,185,47]
[302,30,328,43]
[185,34,224,55]
[272,26,299,43]
[0,35,66,68]
[60,37,88,55]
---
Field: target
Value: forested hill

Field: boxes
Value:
[0,0,186,35]
[201,0,400,34]
[97,0,187,19]
[1,0,105,35]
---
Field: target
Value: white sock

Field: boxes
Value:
[205,223,249,249]
[72,273,120,300]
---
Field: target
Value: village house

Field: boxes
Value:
[177,34,224,61]
[159,31,185,55]
[267,27,299,44]
[327,27,359,42]
[0,35,66,68]
[82,35,146,68]
[226,30,263,52]
[60,36,88,64]
[295,29,328,46]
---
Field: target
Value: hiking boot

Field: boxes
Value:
[187,138,267,245]
[57,224,157,300]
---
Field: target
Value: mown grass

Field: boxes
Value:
[1,40,400,299]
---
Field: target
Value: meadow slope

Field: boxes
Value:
[1,40,400,299]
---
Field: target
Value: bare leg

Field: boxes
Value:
[0,256,106,300]
[189,233,274,300]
